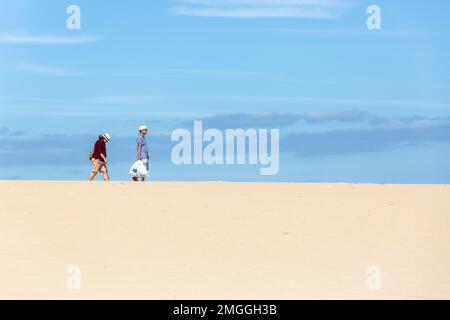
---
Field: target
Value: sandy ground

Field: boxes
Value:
[0,181,449,300]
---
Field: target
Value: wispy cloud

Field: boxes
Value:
[179,111,450,129]
[84,95,166,105]
[0,126,24,137]
[282,116,450,157]
[17,63,84,76]
[2,113,449,169]
[301,110,386,124]
[151,68,278,79]
[203,96,450,109]
[182,112,302,128]
[179,113,450,158]
[194,28,427,37]
[0,33,100,45]
[172,0,354,18]
[0,126,9,135]
[91,68,282,81]
[13,64,281,80]
[0,133,172,167]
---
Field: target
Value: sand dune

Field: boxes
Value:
[0,181,449,299]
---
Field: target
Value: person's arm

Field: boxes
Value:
[100,153,107,163]
[137,142,142,160]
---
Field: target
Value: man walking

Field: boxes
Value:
[134,125,149,181]
[88,133,111,181]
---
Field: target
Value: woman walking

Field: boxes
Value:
[88,133,111,181]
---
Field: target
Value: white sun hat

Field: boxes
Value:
[139,125,148,131]
[102,133,112,142]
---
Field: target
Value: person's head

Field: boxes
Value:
[139,125,148,136]
[100,133,112,143]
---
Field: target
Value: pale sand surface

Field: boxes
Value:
[0,181,449,299]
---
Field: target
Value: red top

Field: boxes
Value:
[92,139,107,161]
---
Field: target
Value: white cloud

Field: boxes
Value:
[172,0,353,18]
[17,64,83,76]
[0,34,100,45]
[150,68,281,79]
[14,64,282,80]
[201,96,450,109]
[196,28,427,37]
[84,96,165,105]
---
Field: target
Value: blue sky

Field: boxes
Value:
[0,0,450,182]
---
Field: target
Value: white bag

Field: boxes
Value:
[129,160,149,178]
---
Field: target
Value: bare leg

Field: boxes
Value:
[101,166,110,181]
[133,177,138,181]
[88,171,97,181]
[88,160,100,181]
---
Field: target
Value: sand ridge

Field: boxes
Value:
[0,181,449,299]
